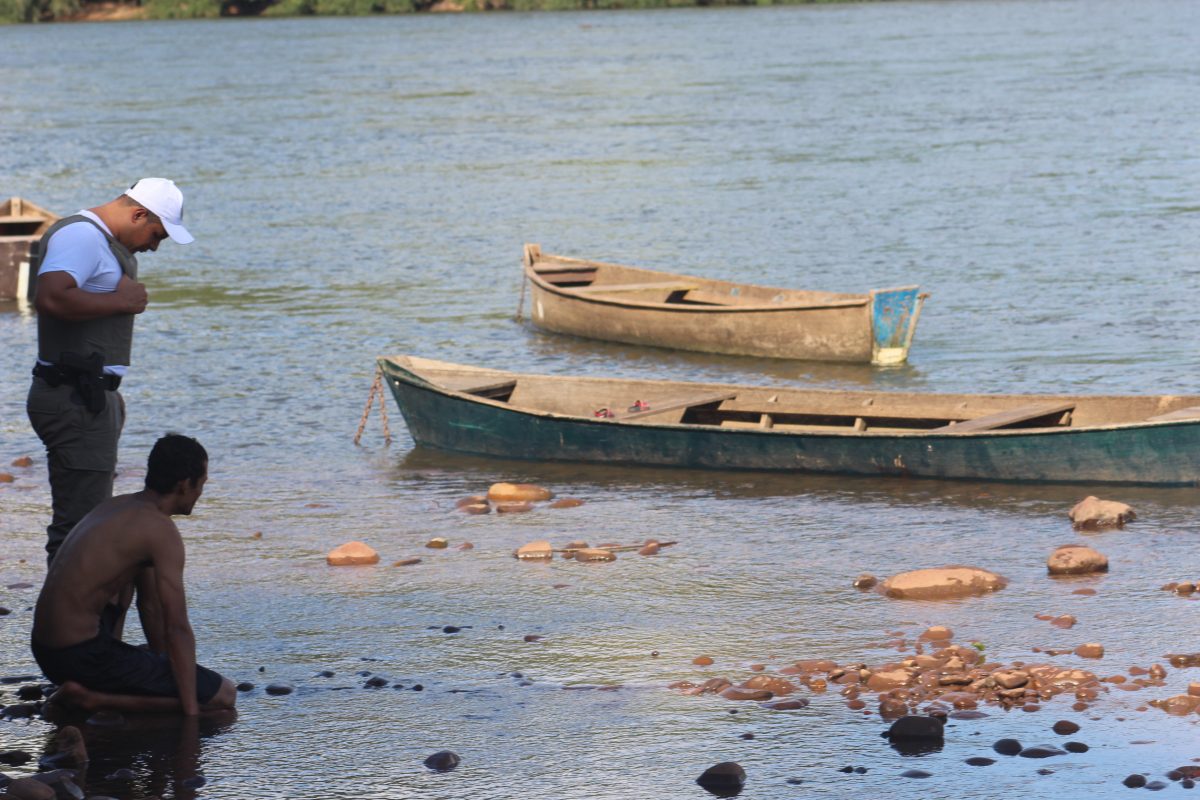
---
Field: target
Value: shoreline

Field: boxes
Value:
[7,0,859,23]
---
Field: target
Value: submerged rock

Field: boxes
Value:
[1069,496,1135,530]
[574,548,616,563]
[886,715,945,742]
[487,482,553,502]
[423,750,460,772]
[878,566,1008,600]
[264,683,295,696]
[549,498,584,509]
[696,762,746,796]
[326,541,379,566]
[514,541,553,560]
[1047,544,1108,575]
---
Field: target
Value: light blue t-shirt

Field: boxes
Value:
[38,210,128,375]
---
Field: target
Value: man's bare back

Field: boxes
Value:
[34,493,182,649]
[31,434,235,716]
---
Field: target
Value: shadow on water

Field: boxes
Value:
[394,445,1200,516]
[518,321,927,388]
[36,709,236,800]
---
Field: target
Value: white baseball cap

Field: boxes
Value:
[125,178,194,244]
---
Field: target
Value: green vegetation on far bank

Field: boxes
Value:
[3,0,852,23]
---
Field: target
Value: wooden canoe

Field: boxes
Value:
[0,196,58,301]
[521,244,927,365]
[378,355,1200,486]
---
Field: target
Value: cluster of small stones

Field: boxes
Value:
[669,629,1120,717]
[456,482,584,515]
[1161,580,1200,597]
[514,538,671,563]
[325,536,474,568]
[0,455,35,487]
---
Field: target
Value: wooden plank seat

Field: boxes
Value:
[1145,406,1200,422]
[567,280,701,295]
[933,402,1076,433]
[615,392,737,421]
[435,375,518,399]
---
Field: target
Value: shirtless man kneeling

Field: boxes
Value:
[31,433,236,716]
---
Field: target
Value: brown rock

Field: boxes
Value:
[1068,496,1135,530]
[637,543,660,556]
[574,548,616,563]
[0,472,14,483]
[920,626,953,641]
[720,686,773,701]
[392,558,422,567]
[1188,683,1200,697]
[495,501,534,513]
[455,494,487,508]
[867,668,912,691]
[1153,694,1200,715]
[1072,588,1097,596]
[761,698,809,710]
[1074,643,1104,659]
[549,498,584,509]
[487,482,554,502]
[11,456,33,468]
[853,573,877,590]
[1051,615,1077,629]
[693,655,714,666]
[741,675,796,695]
[460,503,490,515]
[1174,582,1196,595]
[425,537,448,549]
[514,540,553,560]
[455,542,474,550]
[1047,544,1108,576]
[326,541,380,566]
[878,566,1008,600]
[994,670,1030,690]
[4,777,55,800]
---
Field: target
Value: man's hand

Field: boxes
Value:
[114,275,148,315]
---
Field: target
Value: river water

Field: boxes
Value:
[2,1,1199,798]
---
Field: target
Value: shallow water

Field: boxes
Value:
[2,1,1200,798]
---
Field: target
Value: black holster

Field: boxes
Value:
[59,351,108,414]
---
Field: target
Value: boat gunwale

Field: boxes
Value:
[523,251,878,313]
[377,356,1200,439]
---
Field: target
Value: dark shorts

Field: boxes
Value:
[32,631,224,705]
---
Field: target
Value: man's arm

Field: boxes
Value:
[35,271,148,321]
[149,523,200,716]
[134,567,168,654]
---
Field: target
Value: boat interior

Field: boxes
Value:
[523,244,865,309]
[390,358,1200,435]
[0,197,56,240]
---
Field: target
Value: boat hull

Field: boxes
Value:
[522,246,924,364]
[379,359,1200,486]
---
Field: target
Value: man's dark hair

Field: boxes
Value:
[145,433,208,494]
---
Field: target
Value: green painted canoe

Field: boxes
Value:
[378,355,1200,486]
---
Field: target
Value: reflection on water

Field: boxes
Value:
[2,1,1200,798]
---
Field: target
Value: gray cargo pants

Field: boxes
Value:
[26,376,125,563]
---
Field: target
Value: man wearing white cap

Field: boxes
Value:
[27,178,194,563]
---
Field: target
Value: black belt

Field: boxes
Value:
[33,363,121,391]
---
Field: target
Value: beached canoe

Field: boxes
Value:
[0,196,57,301]
[520,244,927,365]
[378,355,1200,485]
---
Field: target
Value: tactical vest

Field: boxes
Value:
[34,215,138,368]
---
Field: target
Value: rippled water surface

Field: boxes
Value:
[2,2,1200,798]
